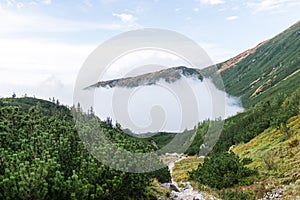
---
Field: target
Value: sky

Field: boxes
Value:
[0,0,300,105]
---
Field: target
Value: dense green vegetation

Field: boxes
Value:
[1,96,71,120]
[216,21,300,108]
[189,152,257,189]
[0,97,170,199]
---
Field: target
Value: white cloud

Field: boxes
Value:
[0,7,124,35]
[0,39,95,104]
[226,15,239,20]
[175,7,182,12]
[39,0,52,5]
[246,0,300,13]
[193,7,200,12]
[199,0,226,5]
[112,13,137,24]
[3,0,51,8]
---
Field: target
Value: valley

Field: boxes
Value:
[1,20,300,200]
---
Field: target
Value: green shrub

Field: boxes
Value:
[0,98,170,199]
[148,167,171,183]
[189,152,257,189]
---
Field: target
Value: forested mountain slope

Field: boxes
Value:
[215,21,300,108]
[0,97,170,199]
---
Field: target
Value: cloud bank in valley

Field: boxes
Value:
[93,77,243,133]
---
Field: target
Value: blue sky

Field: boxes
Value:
[0,0,300,104]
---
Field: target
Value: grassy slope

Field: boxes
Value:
[218,21,300,108]
[233,113,300,199]
[172,156,203,183]
[172,114,299,199]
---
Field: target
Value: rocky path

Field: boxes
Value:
[165,156,216,200]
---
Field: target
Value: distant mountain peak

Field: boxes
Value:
[85,66,203,89]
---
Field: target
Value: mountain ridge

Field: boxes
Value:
[85,66,203,89]
[85,20,300,109]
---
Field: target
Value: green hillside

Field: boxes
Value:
[185,21,300,199]
[0,97,170,199]
[172,113,300,199]
[0,97,72,120]
[1,20,300,200]
[233,113,300,199]
[217,21,300,108]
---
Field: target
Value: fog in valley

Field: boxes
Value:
[93,77,243,133]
